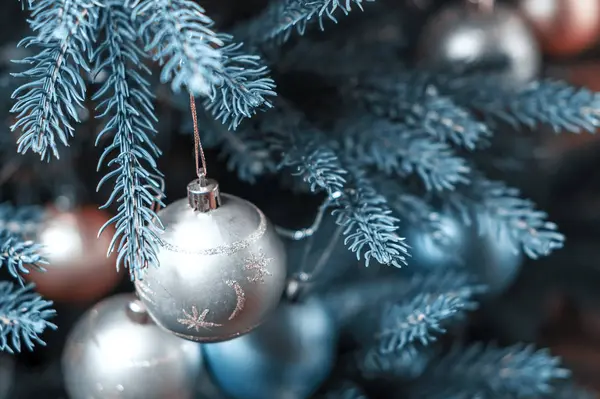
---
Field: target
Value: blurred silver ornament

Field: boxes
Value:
[62,293,203,399]
[405,212,522,294]
[135,178,287,343]
[203,298,337,399]
[417,3,541,86]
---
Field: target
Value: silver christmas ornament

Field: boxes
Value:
[135,177,287,343]
[62,293,203,399]
[417,3,541,86]
[405,213,522,294]
[203,298,337,399]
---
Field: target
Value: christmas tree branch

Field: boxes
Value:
[93,1,164,280]
[132,0,223,96]
[332,167,409,267]
[0,232,47,284]
[413,344,570,398]
[342,117,470,191]
[203,35,276,130]
[280,136,347,198]
[236,0,376,46]
[0,282,56,353]
[0,203,44,237]
[11,0,101,160]
[376,294,470,354]
[345,72,491,150]
[265,102,348,197]
[375,271,485,353]
[449,77,600,133]
[447,175,565,259]
[220,125,279,184]
[359,344,433,379]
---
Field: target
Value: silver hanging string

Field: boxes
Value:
[279,197,345,301]
[189,93,208,181]
[275,197,333,240]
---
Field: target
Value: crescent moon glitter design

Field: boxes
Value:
[157,198,268,256]
[225,280,246,321]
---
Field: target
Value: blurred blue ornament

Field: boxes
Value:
[405,212,522,294]
[203,298,337,399]
[471,216,523,294]
[404,213,466,270]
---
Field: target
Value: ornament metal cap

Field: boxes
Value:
[187,177,221,212]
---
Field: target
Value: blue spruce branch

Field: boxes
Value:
[447,175,565,259]
[204,35,276,130]
[0,282,56,353]
[94,1,164,280]
[333,168,409,267]
[11,0,101,160]
[237,0,376,46]
[359,344,433,379]
[449,77,600,133]
[414,344,570,398]
[342,117,470,191]
[375,271,486,353]
[132,0,223,96]
[0,232,47,284]
[0,203,44,237]
[282,138,347,197]
[267,103,347,197]
[346,74,491,150]
[219,123,278,183]
[376,294,470,353]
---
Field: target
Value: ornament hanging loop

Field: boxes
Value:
[187,93,221,212]
[468,0,494,13]
[189,93,208,180]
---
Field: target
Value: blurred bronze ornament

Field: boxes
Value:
[25,206,122,303]
[519,0,600,57]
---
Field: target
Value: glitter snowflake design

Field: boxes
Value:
[243,249,273,283]
[177,306,222,331]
